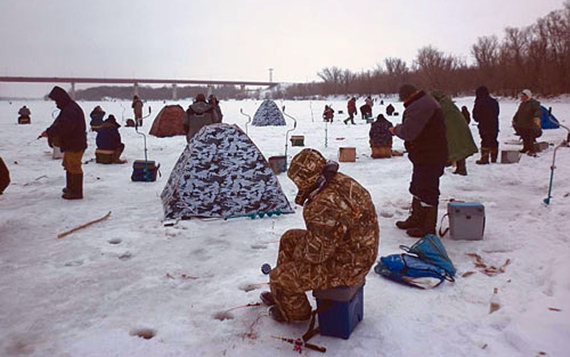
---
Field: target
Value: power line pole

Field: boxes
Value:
[268,68,274,83]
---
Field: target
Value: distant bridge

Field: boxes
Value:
[0,76,280,99]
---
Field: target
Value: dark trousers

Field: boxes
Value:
[517,128,539,152]
[480,133,498,148]
[409,163,445,206]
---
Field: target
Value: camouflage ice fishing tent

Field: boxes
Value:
[161,123,294,220]
[149,105,186,137]
[251,99,286,126]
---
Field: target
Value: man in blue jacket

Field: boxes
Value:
[389,84,448,237]
[96,115,126,164]
[40,86,87,200]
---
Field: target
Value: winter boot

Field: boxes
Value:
[453,159,467,175]
[63,173,83,200]
[520,138,533,153]
[260,291,276,306]
[268,306,286,322]
[490,147,498,163]
[406,204,438,238]
[396,198,422,229]
[113,147,127,164]
[476,148,490,165]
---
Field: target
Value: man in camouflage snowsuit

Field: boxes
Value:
[264,148,379,322]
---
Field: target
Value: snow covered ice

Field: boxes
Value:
[0,95,569,356]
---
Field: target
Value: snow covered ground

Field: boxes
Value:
[1,94,569,356]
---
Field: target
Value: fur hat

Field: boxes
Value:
[520,89,532,98]
[475,85,489,98]
[398,84,417,102]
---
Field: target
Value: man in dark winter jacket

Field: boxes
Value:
[40,86,87,200]
[184,93,216,143]
[344,97,357,125]
[96,115,126,164]
[208,94,223,124]
[389,84,448,237]
[89,106,105,132]
[512,89,542,155]
[472,86,500,164]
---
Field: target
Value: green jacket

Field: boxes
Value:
[431,91,478,163]
[513,99,541,130]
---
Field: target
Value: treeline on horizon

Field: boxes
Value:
[75,84,246,101]
[77,2,570,101]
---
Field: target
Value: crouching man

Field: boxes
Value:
[261,148,379,322]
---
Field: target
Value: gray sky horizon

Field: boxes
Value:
[0,0,567,98]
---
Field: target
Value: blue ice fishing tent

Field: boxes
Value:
[541,106,560,129]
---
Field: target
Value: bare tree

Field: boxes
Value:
[413,46,461,91]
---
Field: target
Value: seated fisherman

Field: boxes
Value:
[360,103,372,120]
[18,105,31,123]
[369,114,394,158]
[260,148,379,322]
[322,105,334,122]
[96,115,126,164]
[18,105,31,119]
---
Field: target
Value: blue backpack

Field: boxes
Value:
[374,234,455,289]
[400,234,456,277]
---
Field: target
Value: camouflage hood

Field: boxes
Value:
[288,148,338,205]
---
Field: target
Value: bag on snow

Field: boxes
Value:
[540,105,560,130]
[374,253,454,289]
[399,234,456,277]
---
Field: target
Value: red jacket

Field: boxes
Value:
[347,98,357,115]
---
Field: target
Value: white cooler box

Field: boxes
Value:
[447,202,485,240]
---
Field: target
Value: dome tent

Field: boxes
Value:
[149,105,186,137]
[251,100,286,126]
[161,123,294,220]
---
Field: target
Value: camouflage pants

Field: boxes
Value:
[269,229,338,322]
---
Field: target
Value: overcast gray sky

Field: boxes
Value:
[0,0,567,97]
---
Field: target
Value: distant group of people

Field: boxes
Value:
[5,81,550,331]
[323,96,401,126]
[33,87,227,200]
[323,96,378,124]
